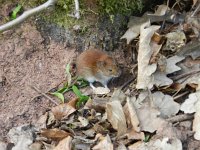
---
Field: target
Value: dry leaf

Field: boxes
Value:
[8,125,34,150]
[166,55,185,74]
[129,137,182,150]
[136,21,160,89]
[152,92,180,118]
[51,102,76,120]
[123,97,140,132]
[53,136,72,150]
[41,128,71,141]
[154,5,169,16]
[78,116,89,127]
[116,143,127,150]
[29,142,42,150]
[110,88,126,103]
[126,129,145,140]
[153,71,173,87]
[164,31,186,52]
[106,101,127,136]
[193,90,200,140]
[92,134,113,150]
[67,97,79,108]
[0,141,6,150]
[93,87,110,95]
[180,93,198,114]
[121,16,149,44]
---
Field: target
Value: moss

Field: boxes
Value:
[97,0,143,16]
[1,0,143,29]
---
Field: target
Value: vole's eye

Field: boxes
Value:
[109,69,112,72]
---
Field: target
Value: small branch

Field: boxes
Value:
[30,85,59,106]
[67,0,80,19]
[74,0,80,19]
[166,114,194,123]
[0,0,57,32]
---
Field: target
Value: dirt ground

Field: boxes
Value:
[0,21,77,139]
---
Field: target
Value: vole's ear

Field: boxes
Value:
[97,61,106,67]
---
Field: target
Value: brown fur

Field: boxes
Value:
[76,49,120,78]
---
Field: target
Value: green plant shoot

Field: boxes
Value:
[11,4,22,20]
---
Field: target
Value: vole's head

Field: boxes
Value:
[97,56,121,77]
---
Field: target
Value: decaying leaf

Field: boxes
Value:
[153,4,169,16]
[121,16,149,44]
[106,101,127,136]
[136,21,160,89]
[134,92,168,133]
[92,134,113,150]
[123,97,140,132]
[53,136,72,150]
[51,99,77,120]
[166,55,185,74]
[8,125,35,150]
[152,71,173,87]
[78,116,89,127]
[29,142,43,150]
[0,141,7,150]
[152,92,180,118]
[40,128,71,141]
[128,137,182,150]
[93,87,110,95]
[192,90,200,140]
[110,88,126,103]
[164,31,186,52]
[180,93,198,114]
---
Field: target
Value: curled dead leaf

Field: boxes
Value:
[41,128,71,141]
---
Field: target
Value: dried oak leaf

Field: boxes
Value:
[53,136,72,150]
[51,98,77,120]
[128,137,182,150]
[152,92,180,118]
[92,134,113,150]
[136,21,160,89]
[40,128,71,141]
[121,16,149,44]
[106,101,127,136]
[180,93,198,114]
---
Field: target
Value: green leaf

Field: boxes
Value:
[72,85,82,98]
[65,63,72,86]
[72,85,89,108]
[51,92,65,103]
[11,4,22,20]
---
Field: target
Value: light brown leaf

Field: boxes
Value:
[41,128,71,141]
[106,101,127,136]
[51,102,76,120]
[53,136,72,150]
[123,97,140,132]
[92,134,113,150]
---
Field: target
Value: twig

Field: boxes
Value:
[191,2,200,17]
[74,0,80,19]
[0,0,56,32]
[173,91,190,101]
[121,76,136,90]
[166,114,194,123]
[171,70,200,81]
[68,0,80,19]
[30,85,59,105]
